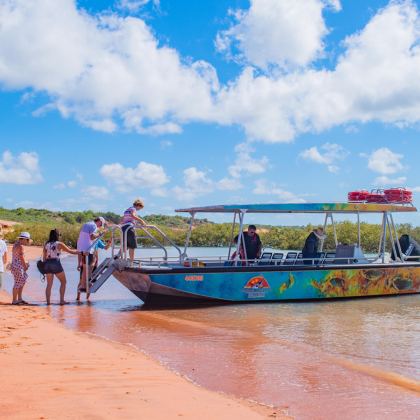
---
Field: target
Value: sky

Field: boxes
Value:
[0,0,419,225]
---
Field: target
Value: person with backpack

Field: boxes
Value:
[43,229,78,305]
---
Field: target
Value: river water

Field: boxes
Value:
[3,247,420,419]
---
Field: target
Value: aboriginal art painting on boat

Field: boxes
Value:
[85,198,420,307]
[111,264,420,305]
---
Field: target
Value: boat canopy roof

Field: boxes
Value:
[175,202,417,214]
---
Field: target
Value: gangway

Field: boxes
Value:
[79,222,180,295]
[88,257,115,293]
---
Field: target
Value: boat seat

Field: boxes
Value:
[258,252,273,266]
[283,252,298,265]
[269,252,284,265]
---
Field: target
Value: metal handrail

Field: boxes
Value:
[132,224,183,263]
[81,225,123,294]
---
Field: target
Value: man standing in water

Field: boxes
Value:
[76,216,107,301]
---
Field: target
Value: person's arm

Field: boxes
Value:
[17,245,29,270]
[2,247,7,266]
[58,242,79,255]
[42,246,47,262]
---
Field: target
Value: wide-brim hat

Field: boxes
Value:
[18,232,32,242]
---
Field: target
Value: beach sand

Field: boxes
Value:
[0,252,283,420]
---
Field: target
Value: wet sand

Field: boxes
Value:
[0,248,282,419]
[0,290,281,419]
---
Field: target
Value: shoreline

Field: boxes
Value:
[1,247,285,420]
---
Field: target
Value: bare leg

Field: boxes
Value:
[12,287,19,303]
[17,287,23,301]
[45,274,54,305]
[129,248,134,264]
[55,271,67,304]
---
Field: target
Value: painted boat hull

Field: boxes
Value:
[112,264,420,306]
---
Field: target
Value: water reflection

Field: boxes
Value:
[3,252,419,419]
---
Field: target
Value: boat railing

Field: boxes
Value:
[129,252,415,268]
[117,223,183,263]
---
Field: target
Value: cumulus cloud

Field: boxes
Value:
[100,161,169,193]
[82,185,110,200]
[173,167,243,201]
[117,0,160,13]
[0,0,419,143]
[173,167,214,201]
[0,0,217,135]
[216,0,340,70]
[253,179,306,203]
[228,143,269,178]
[215,1,420,142]
[373,175,407,186]
[367,147,404,174]
[53,179,78,190]
[0,150,42,184]
[300,143,349,173]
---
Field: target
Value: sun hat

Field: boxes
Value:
[18,232,31,240]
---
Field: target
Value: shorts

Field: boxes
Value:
[80,252,94,265]
[44,258,64,274]
[122,225,137,249]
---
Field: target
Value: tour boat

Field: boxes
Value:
[87,200,420,306]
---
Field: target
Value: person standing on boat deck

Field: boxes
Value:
[76,217,107,301]
[302,227,326,265]
[120,199,146,265]
[0,229,8,290]
[43,229,78,305]
[233,225,262,263]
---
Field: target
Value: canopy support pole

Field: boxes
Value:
[227,212,237,260]
[182,212,195,260]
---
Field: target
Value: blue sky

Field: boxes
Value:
[0,0,419,225]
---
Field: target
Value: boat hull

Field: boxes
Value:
[112,264,420,306]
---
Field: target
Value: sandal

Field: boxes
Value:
[18,300,29,305]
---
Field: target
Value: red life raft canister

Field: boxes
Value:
[348,190,370,202]
[384,188,413,203]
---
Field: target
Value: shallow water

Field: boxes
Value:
[4,248,420,419]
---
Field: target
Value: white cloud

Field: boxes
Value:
[300,143,349,173]
[0,150,42,184]
[216,0,340,70]
[82,185,110,200]
[215,1,420,142]
[228,143,269,178]
[117,0,160,13]
[173,167,214,201]
[367,147,404,174]
[53,179,78,190]
[373,176,407,186]
[253,179,306,203]
[0,0,217,135]
[100,161,169,193]
[410,186,420,192]
[217,177,243,191]
[0,1,419,144]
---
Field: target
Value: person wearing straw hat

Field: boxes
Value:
[11,232,32,304]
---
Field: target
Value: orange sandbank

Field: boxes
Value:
[0,290,282,419]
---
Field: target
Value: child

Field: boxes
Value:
[11,232,32,305]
